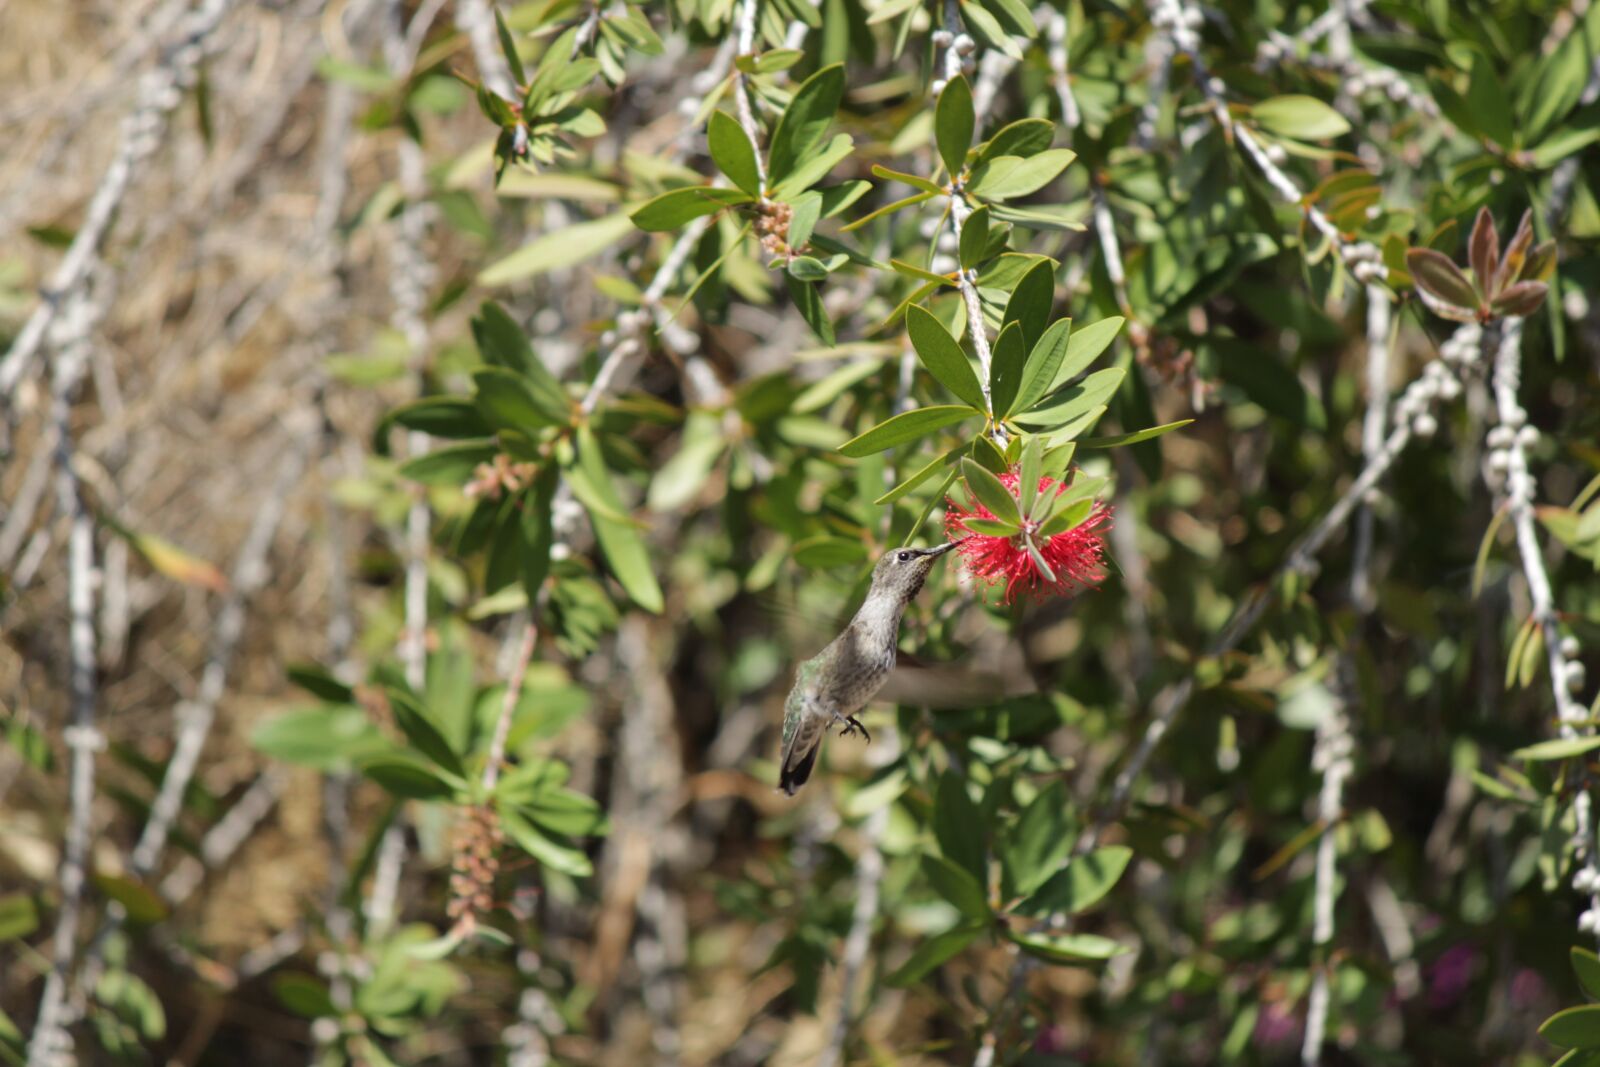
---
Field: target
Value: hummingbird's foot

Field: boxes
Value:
[835,714,872,743]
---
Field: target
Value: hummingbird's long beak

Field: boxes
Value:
[922,541,959,558]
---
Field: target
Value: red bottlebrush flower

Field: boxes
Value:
[944,470,1112,605]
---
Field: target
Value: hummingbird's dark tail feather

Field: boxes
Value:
[778,735,822,796]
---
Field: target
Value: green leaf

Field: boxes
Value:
[959,206,991,270]
[1250,95,1351,140]
[908,306,987,410]
[386,397,492,440]
[787,191,823,251]
[1015,846,1133,917]
[0,894,38,941]
[1509,736,1600,761]
[989,321,1026,418]
[569,427,663,613]
[962,458,1022,524]
[630,187,752,231]
[91,874,168,925]
[471,302,568,415]
[273,974,336,1019]
[1574,947,1600,1002]
[976,118,1055,165]
[1543,1004,1600,1048]
[839,406,975,457]
[968,149,1075,200]
[521,466,558,602]
[923,853,990,919]
[1014,367,1126,430]
[386,689,465,779]
[473,368,563,431]
[884,922,984,987]
[960,0,1024,58]
[399,442,499,486]
[356,753,459,800]
[1003,259,1054,352]
[875,445,962,505]
[479,211,637,285]
[1078,420,1193,448]
[1008,929,1128,963]
[962,517,1020,536]
[1048,316,1123,392]
[786,275,836,345]
[1011,317,1071,415]
[500,805,594,876]
[936,75,975,175]
[768,64,845,184]
[1001,780,1074,898]
[793,536,870,568]
[1037,497,1094,537]
[252,706,389,770]
[1466,52,1514,148]
[770,132,854,200]
[708,110,762,196]
[869,164,943,194]
[934,771,986,880]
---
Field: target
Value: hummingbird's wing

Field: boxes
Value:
[778,713,826,796]
[778,662,831,796]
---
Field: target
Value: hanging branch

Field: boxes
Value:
[0,0,239,406]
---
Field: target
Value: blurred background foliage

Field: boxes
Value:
[2,0,1600,1064]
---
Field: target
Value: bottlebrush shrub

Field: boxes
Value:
[15,0,1600,1063]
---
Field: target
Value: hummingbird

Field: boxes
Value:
[777,541,959,796]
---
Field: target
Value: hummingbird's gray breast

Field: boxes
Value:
[820,621,897,713]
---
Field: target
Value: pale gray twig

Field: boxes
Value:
[0,0,239,406]
[24,300,101,1067]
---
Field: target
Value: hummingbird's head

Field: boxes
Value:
[870,541,958,603]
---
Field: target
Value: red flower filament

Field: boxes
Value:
[944,471,1112,605]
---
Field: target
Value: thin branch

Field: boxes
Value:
[733,0,770,193]
[1302,286,1392,1066]
[25,300,100,1067]
[0,0,239,405]
[1486,319,1600,939]
[455,0,519,100]
[818,735,896,1067]
[483,620,538,792]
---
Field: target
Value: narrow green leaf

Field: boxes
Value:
[1048,316,1123,392]
[386,689,466,779]
[1509,736,1600,761]
[473,368,562,431]
[629,186,752,231]
[908,305,987,410]
[1008,930,1128,963]
[962,458,1021,524]
[989,321,1026,418]
[838,405,975,457]
[1251,94,1350,140]
[923,853,990,919]
[1011,317,1071,415]
[708,110,762,196]
[1542,1004,1600,1048]
[768,64,845,183]
[1573,948,1600,1002]
[570,427,664,613]
[1003,258,1054,352]
[959,206,991,270]
[1015,845,1133,917]
[1077,419,1193,448]
[884,922,984,987]
[935,75,974,175]
[934,771,987,879]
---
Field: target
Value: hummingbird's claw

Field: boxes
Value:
[836,715,872,743]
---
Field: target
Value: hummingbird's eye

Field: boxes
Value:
[896,551,914,562]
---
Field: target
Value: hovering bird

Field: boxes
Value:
[777,541,958,796]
